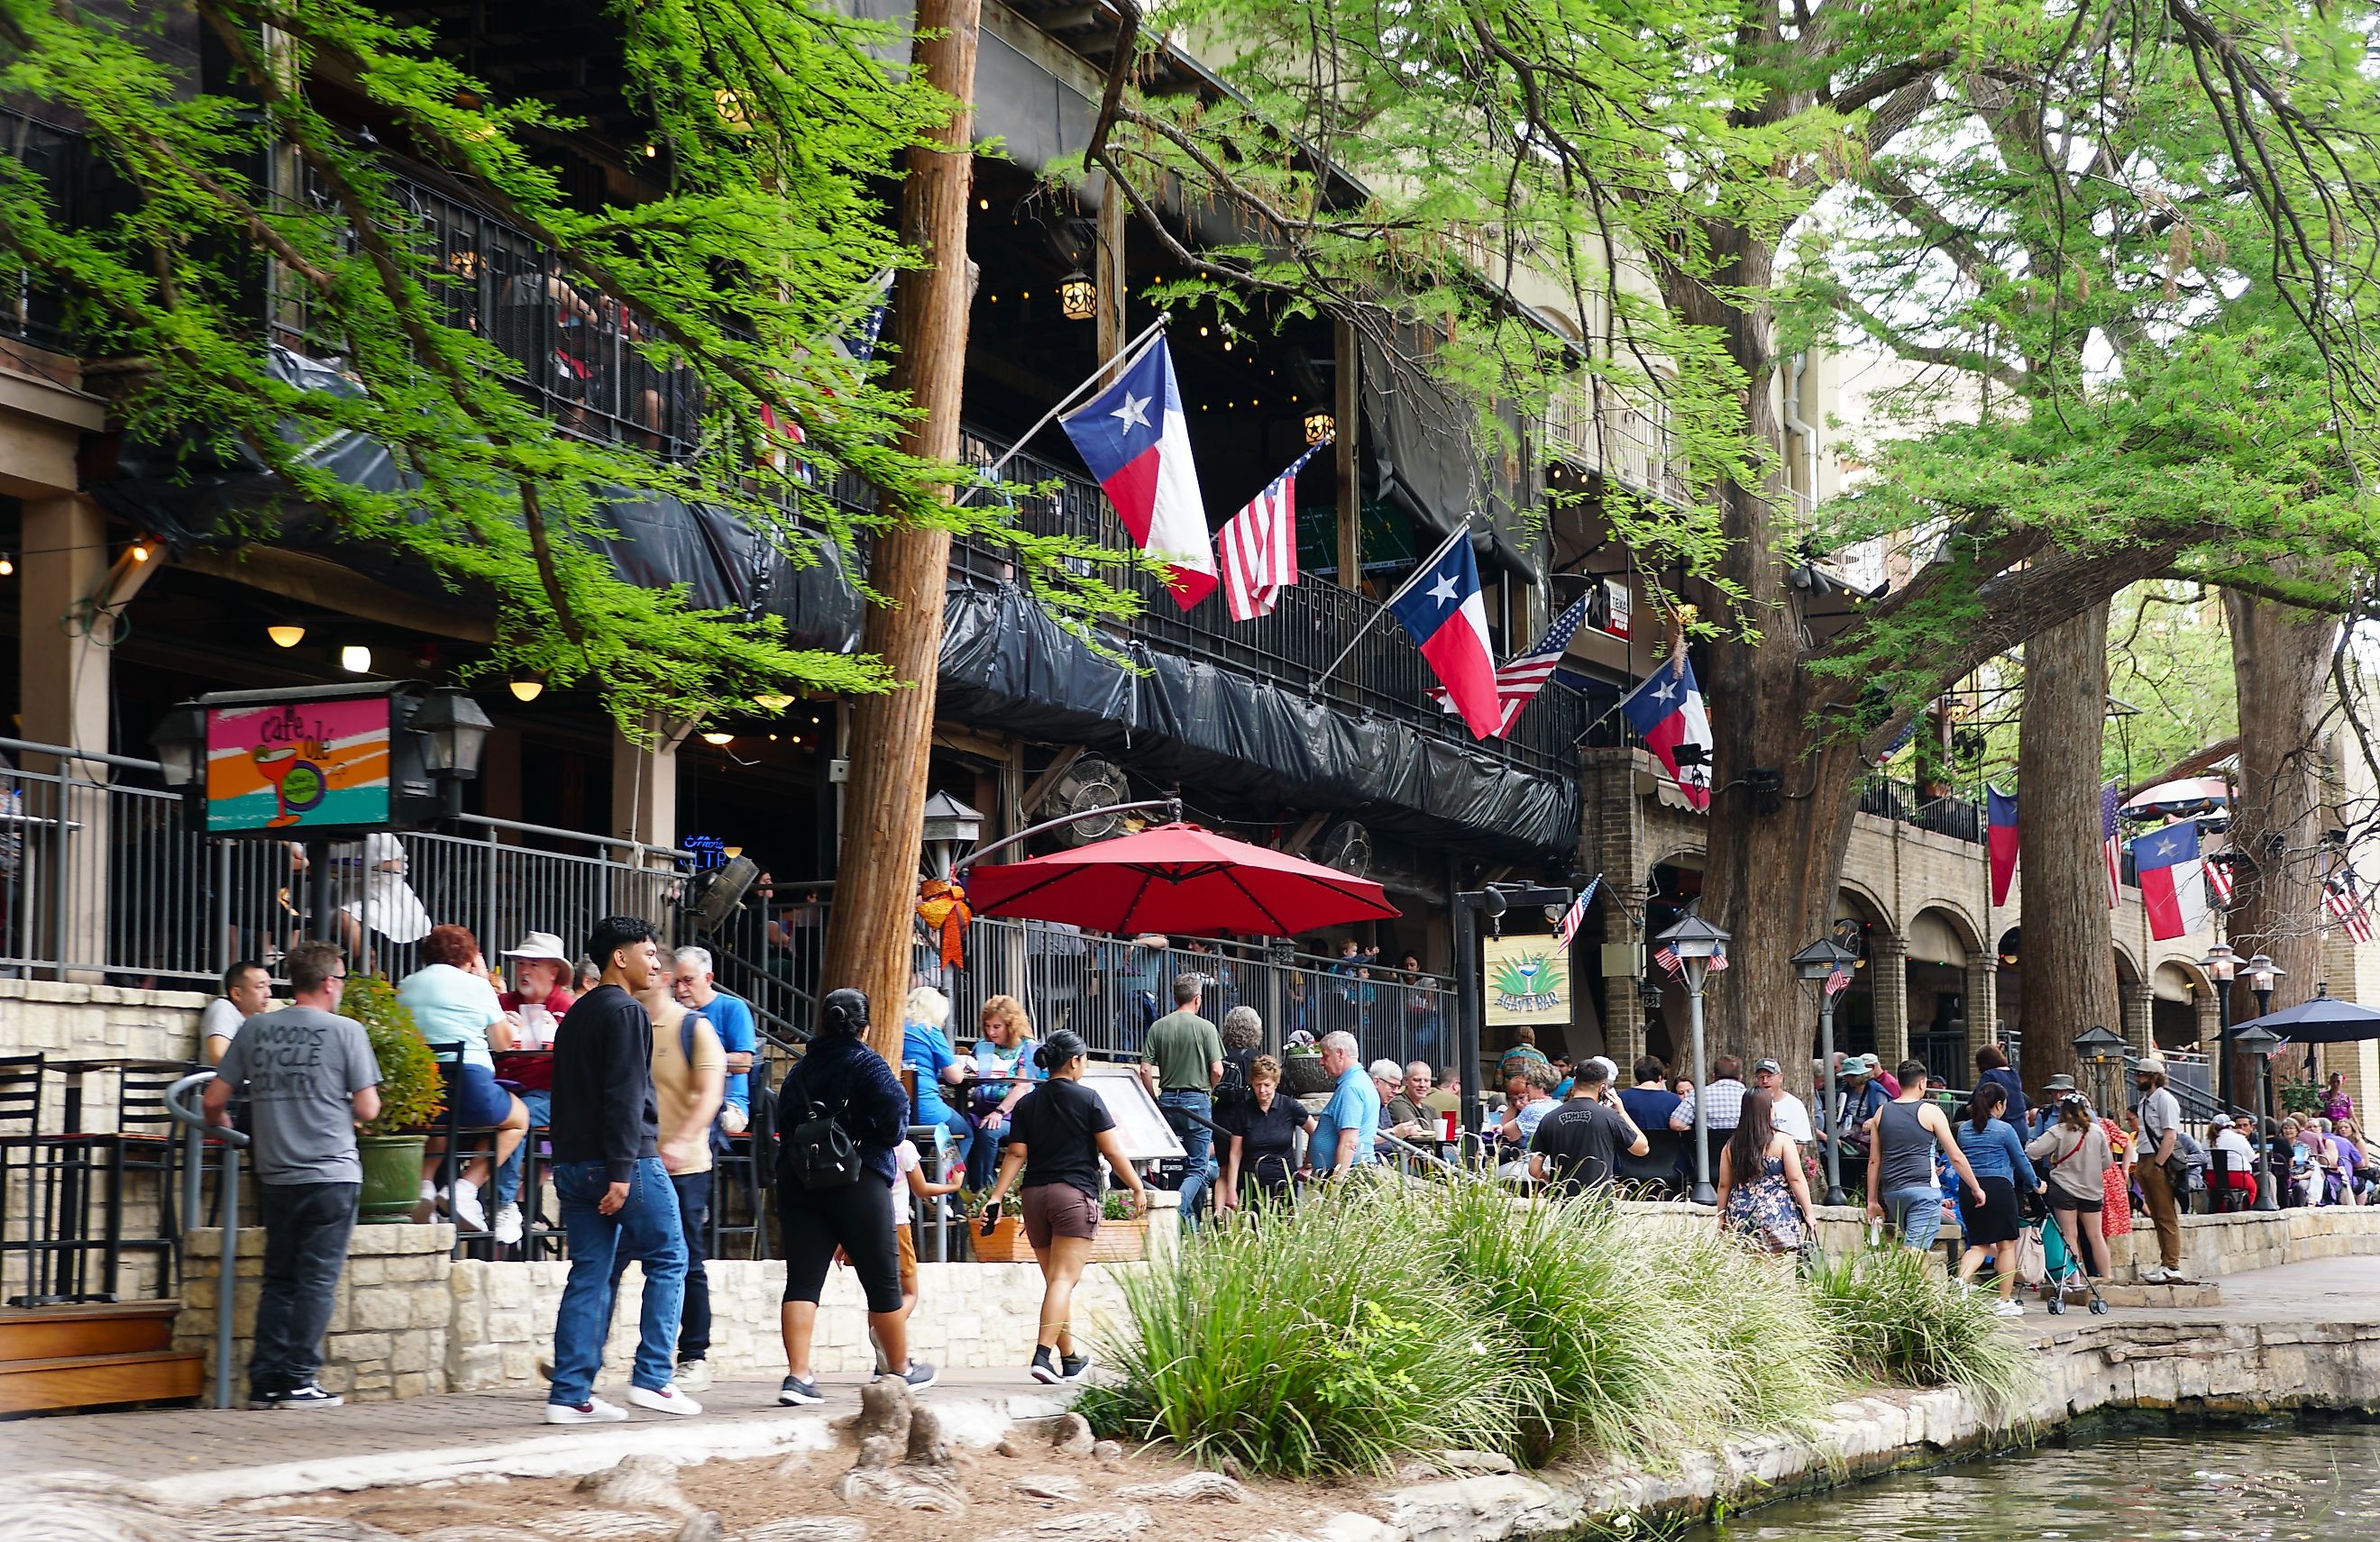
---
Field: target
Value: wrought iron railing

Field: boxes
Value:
[0,107,86,354]
[1857,776,1984,844]
[270,160,708,459]
[922,427,1589,780]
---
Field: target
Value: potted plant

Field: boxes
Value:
[346,974,444,1223]
[1282,1040,1334,1097]
[967,1187,1151,1264]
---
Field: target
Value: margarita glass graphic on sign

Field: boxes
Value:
[1489,951,1566,1016]
[205,697,394,833]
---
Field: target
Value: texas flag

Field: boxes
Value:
[2136,818,2210,941]
[1619,654,1714,810]
[1387,531,1502,739]
[1986,787,2018,906]
[1059,337,1218,608]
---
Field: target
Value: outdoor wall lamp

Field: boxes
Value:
[1304,409,1336,445]
[1654,908,1731,1205]
[1059,270,1096,322]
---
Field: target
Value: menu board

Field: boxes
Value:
[1082,1062,1186,1163]
[206,696,393,833]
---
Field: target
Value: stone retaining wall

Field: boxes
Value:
[176,1223,455,1401]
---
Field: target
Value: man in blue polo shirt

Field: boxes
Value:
[673,946,758,1131]
[1304,1030,1378,1180]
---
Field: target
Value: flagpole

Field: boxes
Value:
[1310,524,1471,692]
[953,315,1172,506]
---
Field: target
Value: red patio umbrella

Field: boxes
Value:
[964,821,1400,936]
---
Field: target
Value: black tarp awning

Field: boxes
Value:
[93,346,865,652]
[938,581,1579,860]
[1359,332,1542,583]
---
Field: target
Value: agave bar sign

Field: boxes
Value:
[1483,935,1569,1027]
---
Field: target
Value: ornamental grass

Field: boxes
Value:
[1083,1172,2036,1477]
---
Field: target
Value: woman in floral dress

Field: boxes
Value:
[1715,1090,1815,1253]
[2099,1106,2134,1240]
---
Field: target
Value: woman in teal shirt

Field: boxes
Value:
[901,986,973,1174]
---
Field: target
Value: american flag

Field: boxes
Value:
[1824,963,1852,997]
[2207,851,2235,907]
[1215,440,1327,622]
[1431,594,1591,736]
[2326,869,2374,944]
[2101,783,2124,909]
[1653,942,1680,975]
[1552,873,1601,949]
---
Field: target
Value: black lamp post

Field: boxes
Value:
[1451,880,1572,1152]
[2234,1020,2284,1211]
[2073,1024,2129,1121]
[1790,930,1862,1205]
[1654,909,1731,1205]
[2200,942,2238,1113]
[2247,953,2286,1136]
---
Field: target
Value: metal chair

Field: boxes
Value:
[0,1054,44,1302]
[428,1045,511,1260]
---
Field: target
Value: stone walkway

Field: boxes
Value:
[2,1258,2370,1500]
[0,1367,1070,1498]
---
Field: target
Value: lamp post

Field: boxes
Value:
[2200,941,2238,1113]
[2073,1025,2129,1121]
[1790,930,1862,1205]
[2234,1021,2284,1211]
[1450,881,1572,1154]
[1655,909,1731,1205]
[2247,953,2286,1134]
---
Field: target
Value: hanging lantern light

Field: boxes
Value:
[1304,409,1336,446]
[1058,269,1096,322]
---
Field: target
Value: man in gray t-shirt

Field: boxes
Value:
[205,941,380,1410]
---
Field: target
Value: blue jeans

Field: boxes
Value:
[494,1088,550,1211]
[550,1158,684,1404]
[1158,1090,1215,1226]
[249,1181,359,1398]
[917,1102,973,1175]
[1884,1184,1945,1250]
[608,1168,710,1364]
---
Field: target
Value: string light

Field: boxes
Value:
[129,542,151,563]
[0,553,14,577]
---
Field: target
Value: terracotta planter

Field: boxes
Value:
[972,1211,1149,1264]
[357,1133,428,1225]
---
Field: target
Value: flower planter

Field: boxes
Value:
[357,1133,428,1225]
[1281,1054,1335,1097]
[972,1211,1149,1264]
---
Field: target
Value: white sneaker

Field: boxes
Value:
[2138,1264,2170,1284]
[492,1203,523,1245]
[545,1396,628,1424]
[627,1383,702,1417]
[1992,1299,2026,1318]
[449,1179,487,1232]
[419,1178,438,1204]
[675,1359,713,1392]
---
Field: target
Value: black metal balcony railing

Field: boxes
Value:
[1858,776,1983,844]
[934,428,1589,780]
[0,108,87,354]
[272,160,706,459]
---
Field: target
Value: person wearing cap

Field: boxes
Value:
[2133,1056,2188,1282]
[491,930,579,1240]
[1749,1057,1813,1143]
[2209,1113,2259,1207]
[2031,1074,2078,1138]
[1833,1056,1888,1163]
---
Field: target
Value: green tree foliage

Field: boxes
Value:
[0,0,1133,730]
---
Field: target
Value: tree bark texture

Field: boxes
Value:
[817,0,980,1058]
[2014,603,2122,1091]
[2220,589,2337,1090]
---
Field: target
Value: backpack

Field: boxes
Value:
[1214,1046,1255,1111]
[783,1094,861,1190]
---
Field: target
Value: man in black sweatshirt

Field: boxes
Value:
[544,916,700,1423]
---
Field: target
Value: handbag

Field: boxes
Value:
[2015,1226,2046,1286]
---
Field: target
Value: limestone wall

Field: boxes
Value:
[444,1257,1140,1391]
[175,1222,455,1401]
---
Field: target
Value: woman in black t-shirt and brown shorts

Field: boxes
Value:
[981,1030,1149,1384]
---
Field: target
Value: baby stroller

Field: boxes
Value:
[2028,1202,2109,1315]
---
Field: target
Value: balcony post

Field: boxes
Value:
[1868,931,1909,1069]
[1094,175,1128,386]
[611,715,687,862]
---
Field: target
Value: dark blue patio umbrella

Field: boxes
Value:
[2223,984,2380,1045]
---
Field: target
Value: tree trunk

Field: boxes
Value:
[2015,603,2121,1091]
[2220,589,2337,1098]
[817,0,980,1058]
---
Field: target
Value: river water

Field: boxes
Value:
[1695,1419,2380,1541]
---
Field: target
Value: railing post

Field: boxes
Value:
[216,1142,240,1410]
[484,821,500,958]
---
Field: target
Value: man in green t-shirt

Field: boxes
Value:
[1140,973,1224,1225]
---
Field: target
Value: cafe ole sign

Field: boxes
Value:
[205,695,394,834]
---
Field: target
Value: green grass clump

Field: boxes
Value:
[1805,1246,2039,1413]
[1088,1174,2036,1478]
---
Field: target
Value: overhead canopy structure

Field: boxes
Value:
[2124,777,2231,819]
[2224,986,2380,1045]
